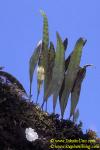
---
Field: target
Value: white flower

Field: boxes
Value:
[25,127,38,142]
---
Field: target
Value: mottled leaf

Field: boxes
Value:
[40,10,49,48]
[40,10,49,72]
[37,10,49,103]
[60,38,87,118]
[40,9,49,73]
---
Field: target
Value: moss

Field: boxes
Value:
[0,76,99,150]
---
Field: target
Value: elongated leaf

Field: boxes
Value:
[60,38,87,118]
[70,64,93,118]
[40,10,49,107]
[37,44,55,104]
[59,52,72,109]
[0,71,27,94]
[44,42,55,94]
[52,37,68,106]
[37,10,49,103]
[49,42,55,68]
[41,42,55,108]
[44,32,65,112]
[40,9,49,73]
[59,52,73,109]
[40,10,49,48]
[40,10,49,72]
[70,67,86,118]
[29,42,42,96]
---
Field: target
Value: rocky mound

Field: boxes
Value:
[0,75,99,150]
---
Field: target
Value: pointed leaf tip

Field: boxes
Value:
[63,38,68,51]
[79,37,87,46]
[83,64,93,68]
[56,32,61,40]
[40,9,46,16]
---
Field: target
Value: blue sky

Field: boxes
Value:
[0,0,100,136]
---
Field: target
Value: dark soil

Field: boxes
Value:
[0,75,100,150]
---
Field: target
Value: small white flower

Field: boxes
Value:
[25,127,38,142]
